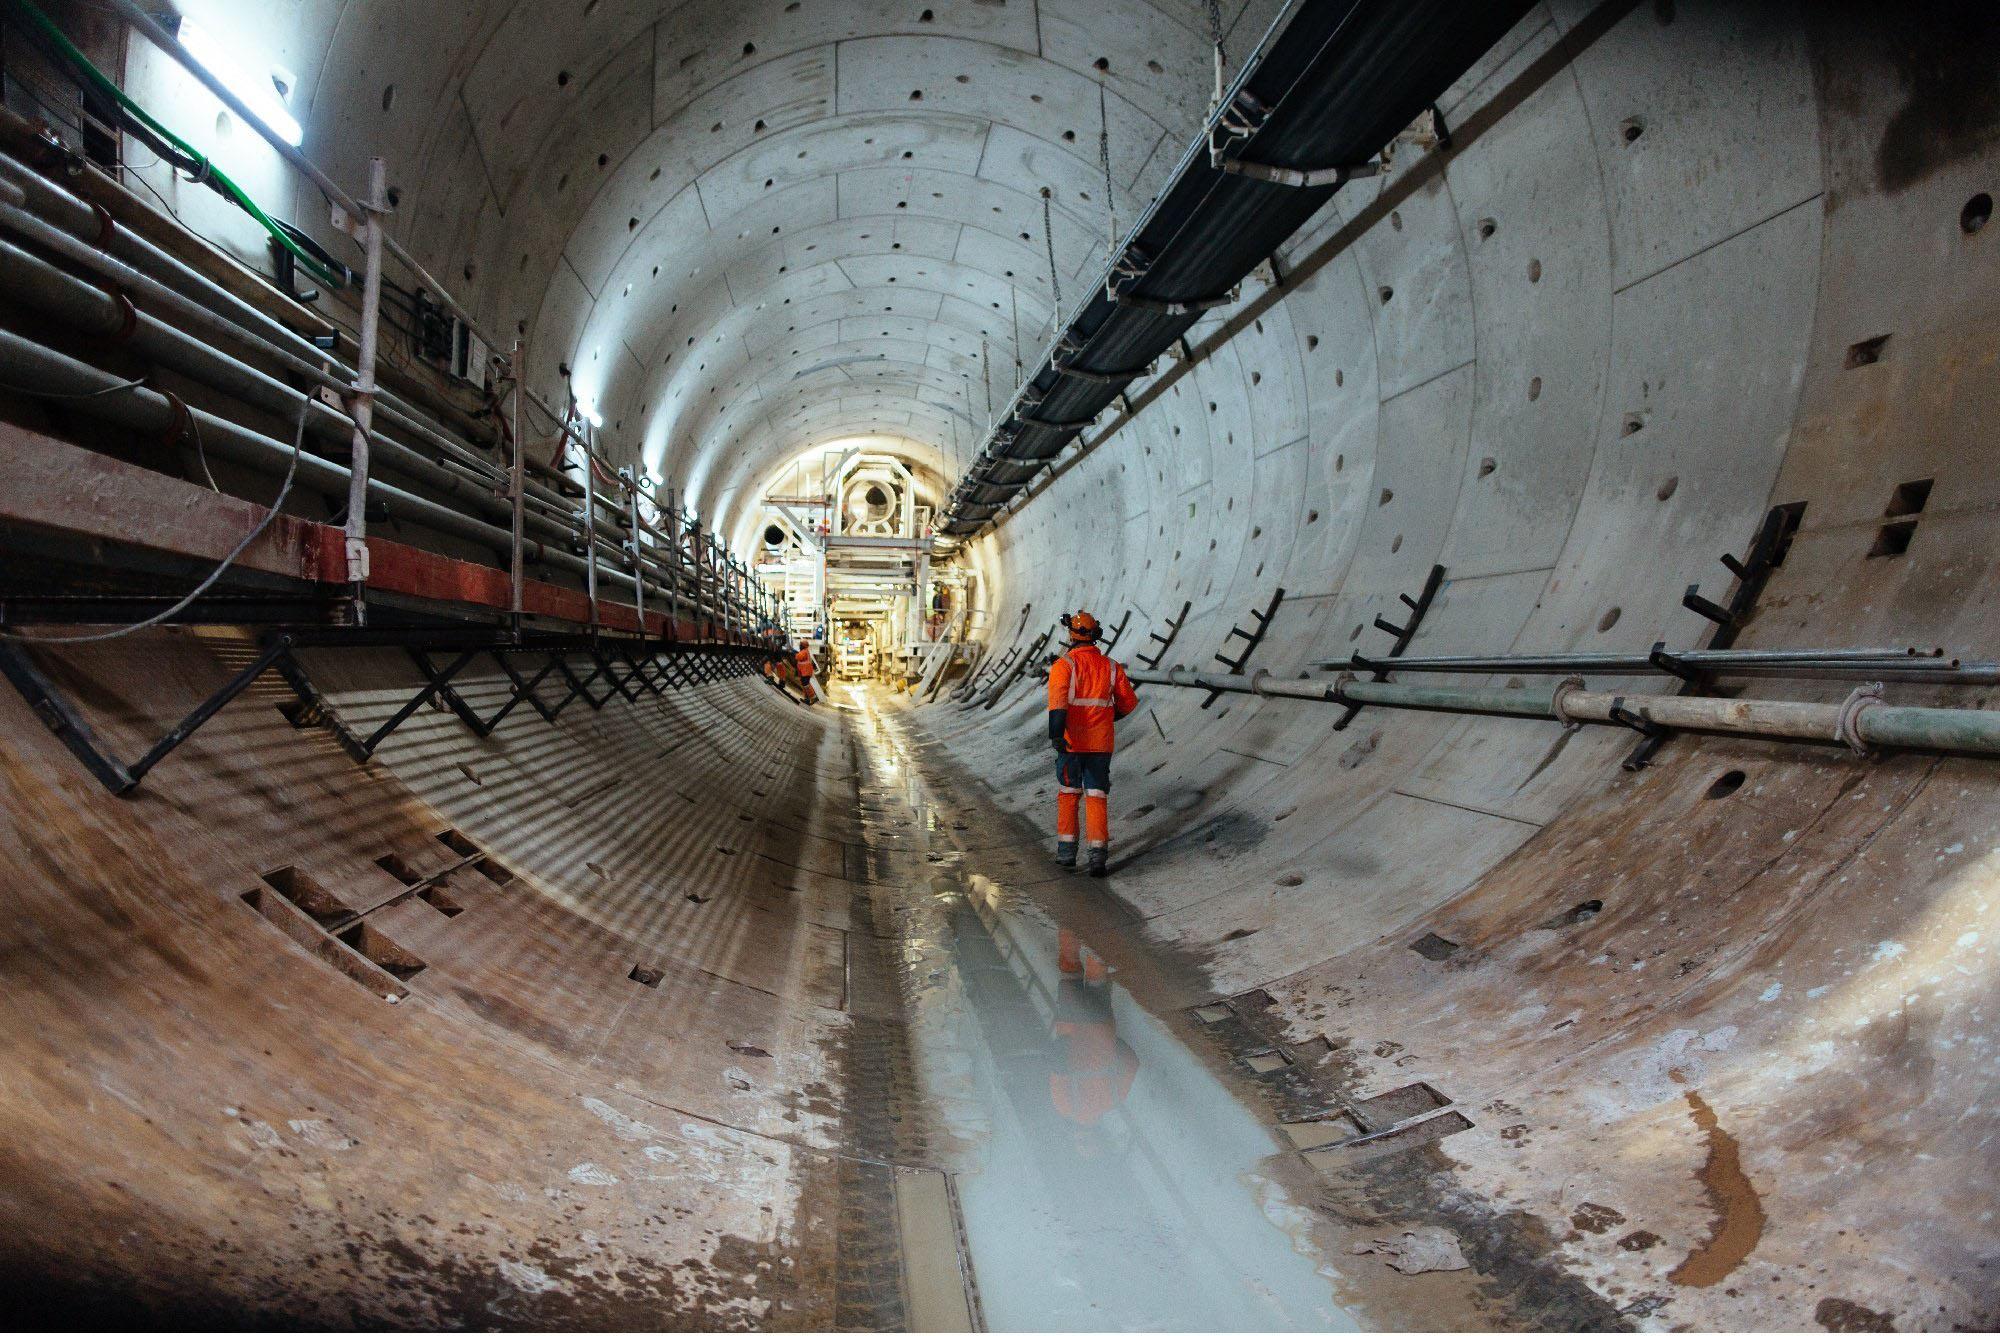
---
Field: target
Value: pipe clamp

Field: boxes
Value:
[1835,681,1884,755]
[1551,675,1588,730]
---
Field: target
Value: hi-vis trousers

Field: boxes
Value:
[1056,750,1112,850]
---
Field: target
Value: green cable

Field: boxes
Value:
[10,0,346,290]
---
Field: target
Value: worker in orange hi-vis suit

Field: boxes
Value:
[1046,610,1138,877]
[794,640,819,705]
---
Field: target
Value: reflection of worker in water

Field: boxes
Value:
[1049,929,1139,1136]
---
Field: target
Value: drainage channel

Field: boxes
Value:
[843,687,1356,1332]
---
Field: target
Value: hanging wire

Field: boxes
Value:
[1040,186,1062,322]
[1098,79,1117,249]
[0,383,318,643]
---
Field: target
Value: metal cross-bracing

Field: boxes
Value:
[0,623,776,797]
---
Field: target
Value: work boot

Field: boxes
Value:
[1086,848,1108,878]
[1055,840,1077,869]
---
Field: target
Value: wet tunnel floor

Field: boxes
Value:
[836,686,1356,1332]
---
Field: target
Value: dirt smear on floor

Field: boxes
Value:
[1667,1088,1767,1288]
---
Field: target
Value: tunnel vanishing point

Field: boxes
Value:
[1,0,1998,1330]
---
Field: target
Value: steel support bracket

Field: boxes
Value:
[1624,501,1806,770]
[0,633,295,795]
[1203,587,1286,709]
[1335,564,1446,730]
[1135,599,1192,672]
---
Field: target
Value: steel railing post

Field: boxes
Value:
[340,156,387,625]
[690,519,706,641]
[581,420,599,635]
[623,471,646,636]
[508,338,526,640]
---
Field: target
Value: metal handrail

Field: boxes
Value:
[98,1,780,637]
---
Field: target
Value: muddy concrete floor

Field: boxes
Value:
[9,633,1969,1331]
[832,681,1627,1332]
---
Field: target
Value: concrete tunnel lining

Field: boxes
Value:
[1,0,1999,1329]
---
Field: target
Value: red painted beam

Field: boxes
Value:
[1,425,761,645]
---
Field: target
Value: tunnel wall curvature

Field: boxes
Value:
[923,5,2000,1328]
[0,633,867,1324]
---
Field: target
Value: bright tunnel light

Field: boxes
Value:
[178,19,304,147]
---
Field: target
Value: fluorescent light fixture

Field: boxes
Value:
[178,19,303,147]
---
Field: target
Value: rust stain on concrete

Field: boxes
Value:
[1668,1089,1766,1288]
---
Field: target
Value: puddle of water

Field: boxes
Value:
[857,697,1355,1332]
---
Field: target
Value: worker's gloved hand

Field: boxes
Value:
[1051,738,1067,756]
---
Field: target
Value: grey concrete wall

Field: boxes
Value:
[922,4,2000,1327]
[14,0,1997,1326]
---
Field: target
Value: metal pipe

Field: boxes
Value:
[106,0,516,364]
[0,166,591,509]
[1130,666,2000,757]
[0,236,645,569]
[1305,645,1998,685]
[0,153,618,529]
[0,330,688,622]
[0,133,775,638]
[625,479,646,631]
[0,327,523,557]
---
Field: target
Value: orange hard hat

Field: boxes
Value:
[1067,610,1101,641]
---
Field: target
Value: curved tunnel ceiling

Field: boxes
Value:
[302,0,1289,537]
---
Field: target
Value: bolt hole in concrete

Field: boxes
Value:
[1410,931,1461,961]
[1541,899,1604,930]
[858,702,1353,1330]
[1963,191,1992,234]
[1845,333,1890,368]
[1706,769,1747,800]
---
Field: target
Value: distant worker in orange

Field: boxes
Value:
[1047,610,1138,877]
[795,639,819,705]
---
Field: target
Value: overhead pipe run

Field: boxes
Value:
[23,12,780,638]
[937,0,1537,536]
[1129,666,2000,759]
[0,151,778,637]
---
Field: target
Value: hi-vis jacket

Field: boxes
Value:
[795,646,816,679]
[1047,643,1138,752]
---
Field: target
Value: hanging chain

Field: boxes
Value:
[1041,185,1062,320]
[1010,288,1023,388]
[980,336,992,420]
[1098,80,1117,248]
[1206,0,1227,108]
